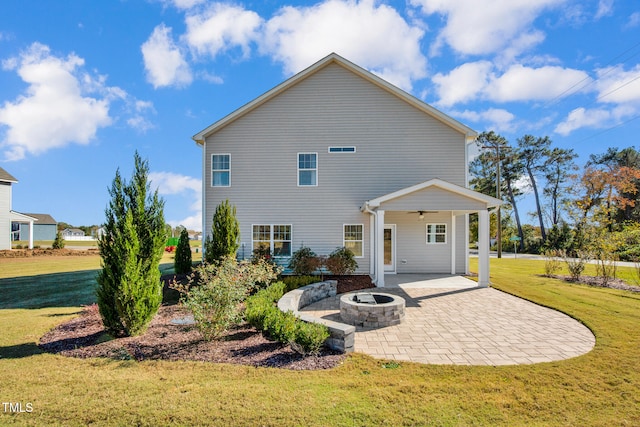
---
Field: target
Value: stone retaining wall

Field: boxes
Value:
[277,280,355,353]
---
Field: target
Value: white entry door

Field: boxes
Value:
[384,225,396,272]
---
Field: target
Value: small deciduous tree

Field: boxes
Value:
[174,227,192,274]
[96,152,167,337]
[204,199,240,263]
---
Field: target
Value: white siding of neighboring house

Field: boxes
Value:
[202,62,470,274]
[0,182,12,250]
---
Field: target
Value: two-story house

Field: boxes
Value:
[193,54,500,287]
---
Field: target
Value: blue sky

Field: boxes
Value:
[1,0,639,231]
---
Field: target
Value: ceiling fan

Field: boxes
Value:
[408,210,437,220]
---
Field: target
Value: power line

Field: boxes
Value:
[572,114,640,144]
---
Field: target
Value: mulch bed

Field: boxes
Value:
[0,248,99,258]
[548,274,640,293]
[39,274,374,370]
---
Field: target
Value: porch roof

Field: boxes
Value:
[10,211,38,222]
[361,178,502,211]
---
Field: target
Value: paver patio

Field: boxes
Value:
[301,274,595,365]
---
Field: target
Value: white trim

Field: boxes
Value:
[364,178,502,209]
[450,212,456,274]
[426,223,447,244]
[251,224,293,258]
[297,152,318,187]
[328,146,356,153]
[343,224,364,258]
[478,210,490,287]
[211,153,231,187]
[376,210,385,287]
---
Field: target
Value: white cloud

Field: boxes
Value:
[0,43,112,160]
[592,64,640,105]
[488,64,590,102]
[149,171,202,231]
[625,12,640,29]
[411,0,563,57]
[261,0,427,91]
[594,0,614,19]
[142,24,193,88]
[183,3,262,58]
[454,108,517,133]
[433,61,590,106]
[433,61,493,106]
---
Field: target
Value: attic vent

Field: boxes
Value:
[328,146,356,153]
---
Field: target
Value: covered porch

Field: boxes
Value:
[9,211,37,249]
[361,179,501,288]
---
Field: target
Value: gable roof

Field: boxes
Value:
[0,167,18,183]
[363,178,502,210]
[192,53,477,144]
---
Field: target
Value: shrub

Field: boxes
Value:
[96,152,166,337]
[594,251,618,286]
[542,249,562,277]
[245,282,286,330]
[52,232,65,249]
[325,247,358,275]
[291,321,330,356]
[174,228,192,274]
[280,275,319,292]
[563,250,589,282]
[288,246,321,275]
[172,257,279,340]
[264,309,298,343]
[204,199,240,264]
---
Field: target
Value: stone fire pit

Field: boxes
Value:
[340,292,405,328]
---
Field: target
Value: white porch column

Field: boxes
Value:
[28,219,34,250]
[478,209,490,287]
[376,210,385,287]
[450,212,456,274]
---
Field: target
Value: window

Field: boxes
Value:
[212,154,230,187]
[426,224,447,244]
[298,153,317,186]
[252,224,292,257]
[344,224,364,257]
[328,146,356,153]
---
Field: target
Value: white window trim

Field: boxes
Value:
[211,153,231,187]
[328,146,356,153]
[426,223,447,244]
[251,224,293,257]
[297,152,318,187]
[343,224,364,258]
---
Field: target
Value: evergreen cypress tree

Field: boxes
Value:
[96,152,166,337]
[204,199,240,263]
[174,227,192,274]
[52,231,65,249]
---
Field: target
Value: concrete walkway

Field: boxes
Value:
[301,274,595,365]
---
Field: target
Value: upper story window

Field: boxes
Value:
[328,146,356,153]
[212,154,230,187]
[298,153,317,186]
[426,224,447,244]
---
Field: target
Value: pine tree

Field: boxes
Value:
[96,152,167,337]
[52,231,65,249]
[174,227,192,274]
[204,199,240,263]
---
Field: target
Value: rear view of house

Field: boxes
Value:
[193,53,500,286]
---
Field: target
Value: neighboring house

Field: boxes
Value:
[1,167,36,250]
[12,213,58,241]
[62,228,85,238]
[192,53,501,287]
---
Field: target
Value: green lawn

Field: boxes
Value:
[0,257,639,425]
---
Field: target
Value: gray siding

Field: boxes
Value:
[203,63,469,274]
[379,186,487,211]
[19,223,57,241]
[0,182,10,250]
